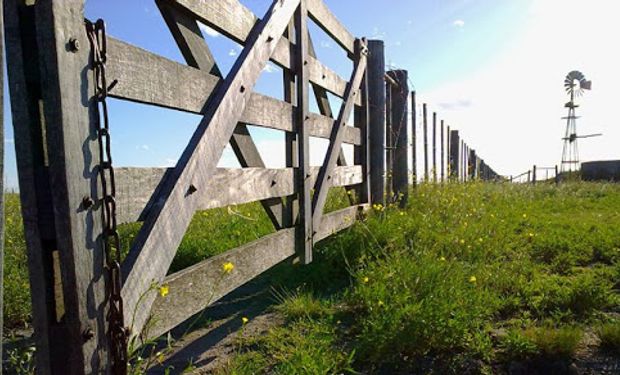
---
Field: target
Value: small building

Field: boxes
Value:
[581,160,620,181]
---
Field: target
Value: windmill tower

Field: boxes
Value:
[560,71,598,173]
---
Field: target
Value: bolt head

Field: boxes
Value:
[69,38,80,52]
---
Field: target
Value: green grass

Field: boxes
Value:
[2,187,352,329]
[221,181,620,373]
[596,322,620,354]
[4,182,620,373]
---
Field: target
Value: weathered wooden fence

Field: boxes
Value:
[3,1,503,373]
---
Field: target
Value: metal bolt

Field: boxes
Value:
[82,327,94,342]
[82,196,94,209]
[68,38,80,52]
[187,184,198,195]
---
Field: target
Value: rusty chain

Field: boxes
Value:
[85,18,128,375]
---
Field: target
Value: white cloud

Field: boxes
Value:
[162,158,177,168]
[228,48,238,57]
[453,19,465,28]
[136,144,150,151]
[319,40,332,49]
[198,23,220,38]
[263,62,277,74]
[370,26,386,39]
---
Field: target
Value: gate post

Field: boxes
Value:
[386,70,408,206]
[4,0,109,373]
[367,40,385,205]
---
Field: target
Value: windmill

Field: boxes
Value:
[560,70,600,173]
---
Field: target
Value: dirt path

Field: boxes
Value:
[146,276,282,374]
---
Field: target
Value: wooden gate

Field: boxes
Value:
[4,0,369,373]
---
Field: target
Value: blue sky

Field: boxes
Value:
[5,0,618,189]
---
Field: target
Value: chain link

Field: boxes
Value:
[85,18,128,375]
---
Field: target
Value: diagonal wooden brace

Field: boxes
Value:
[156,0,286,229]
[121,0,301,338]
[311,39,367,231]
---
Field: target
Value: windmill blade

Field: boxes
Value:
[581,80,592,90]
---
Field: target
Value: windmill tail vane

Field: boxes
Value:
[560,70,599,174]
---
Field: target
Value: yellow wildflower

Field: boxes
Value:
[440,256,446,262]
[522,213,527,218]
[459,239,465,245]
[242,317,249,325]
[528,232,534,238]
[158,284,169,298]
[399,211,405,216]
[469,276,477,283]
[378,300,384,307]
[363,276,369,283]
[223,262,235,274]
[156,351,165,364]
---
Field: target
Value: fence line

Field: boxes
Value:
[3,1,505,373]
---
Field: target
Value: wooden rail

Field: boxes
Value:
[4,0,371,372]
[3,0,505,373]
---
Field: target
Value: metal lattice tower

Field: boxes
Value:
[560,71,593,173]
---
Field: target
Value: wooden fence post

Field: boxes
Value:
[432,112,437,182]
[385,77,393,199]
[411,91,417,186]
[386,69,408,206]
[423,103,428,181]
[461,140,465,182]
[449,130,460,180]
[446,125,451,178]
[469,149,476,180]
[555,165,560,184]
[295,1,312,263]
[5,1,110,372]
[440,120,445,182]
[532,165,537,185]
[528,170,531,183]
[367,40,385,205]
[354,54,370,205]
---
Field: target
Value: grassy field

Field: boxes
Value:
[2,188,352,331]
[216,182,620,374]
[4,182,620,373]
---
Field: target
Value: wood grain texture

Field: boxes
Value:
[115,166,362,224]
[306,0,355,55]
[3,3,54,371]
[312,40,367,230]
[156,2,285,230]
[367,40,386,204]
[146,203,368,339]
[121,0,301,338]
[169,0,358,104]
[295,0,313,264]
[107,37,220,113]
[30,0,108,372]
[386,70,408,207]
